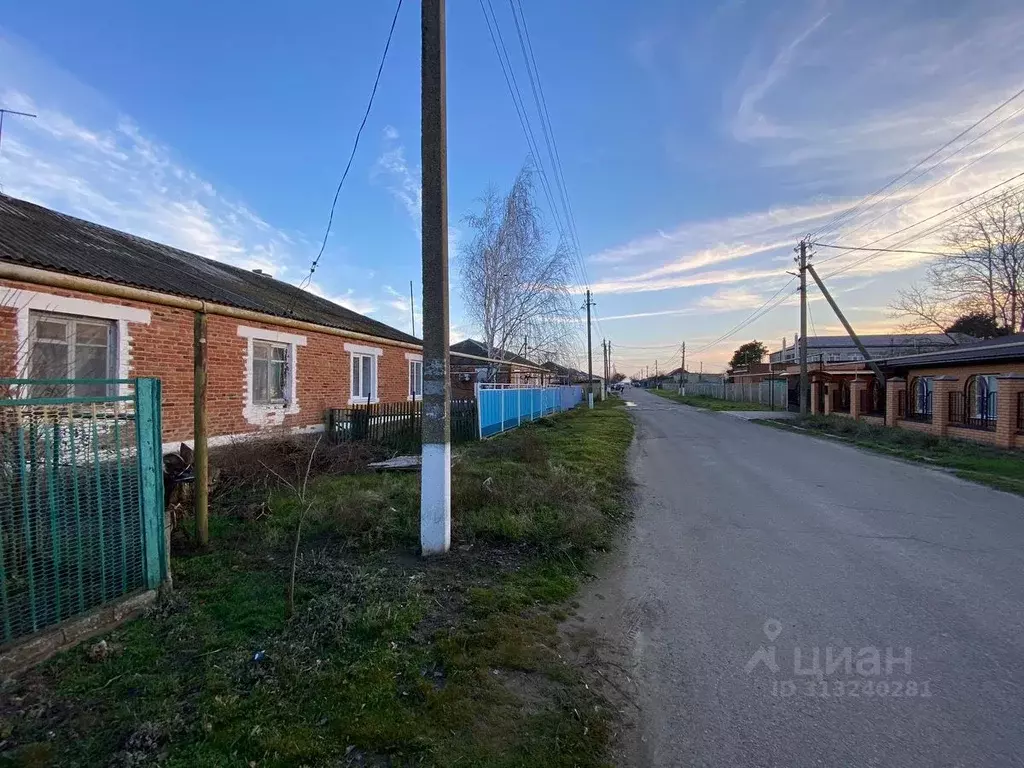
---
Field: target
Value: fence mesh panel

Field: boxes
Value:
[0,392,143,645]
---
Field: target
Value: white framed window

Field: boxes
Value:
[351,353,377,401]
[29,312,116,397]
[409,359,423,399]
[252,340,289,404]
[347,343,383,404]
[238,326,306,425]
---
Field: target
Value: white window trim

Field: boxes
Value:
[11,289,151,396]
[346,342,383,405]
[406,353,423,401]
[238,325,307,426]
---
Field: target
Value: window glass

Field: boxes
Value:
[351,353,377,400]
[29,313,114,398]
[410,360,423,397]
[361,355,373,398]
[351,355,362,398]
[252,341,288,404]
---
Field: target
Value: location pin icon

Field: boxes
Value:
[763,618,782,642]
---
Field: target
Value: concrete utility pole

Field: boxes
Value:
[420,0,451,555]
[680,342,686,393]
[585,289,595,408]
[798,239,809,415]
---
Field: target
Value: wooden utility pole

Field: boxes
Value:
[193,312,209,547]
[585,289,594,408]
[799,240,809,415]
[420,0,451,555]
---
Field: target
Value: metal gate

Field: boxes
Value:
[0,378,165,646]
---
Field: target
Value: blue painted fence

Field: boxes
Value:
[477,384,584,438]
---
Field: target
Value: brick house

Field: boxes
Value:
[0,194,424,448]
[803,334,1024,449]
[448,339,550,399]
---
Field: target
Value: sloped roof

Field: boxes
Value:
[0,194,419,345]
[878,334,1024,368]
[450,338,537,367]
[796,333,974,349]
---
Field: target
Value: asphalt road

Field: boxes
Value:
[595,388,1024,767]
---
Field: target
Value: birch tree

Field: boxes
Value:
[459,163,578,369]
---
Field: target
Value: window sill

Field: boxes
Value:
[407,395,423,401]
[348,397,380,406]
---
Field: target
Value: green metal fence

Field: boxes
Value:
[0,378,165,646]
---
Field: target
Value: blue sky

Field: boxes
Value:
[2,0,1024,374]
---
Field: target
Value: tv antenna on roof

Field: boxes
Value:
[0,108,37,154]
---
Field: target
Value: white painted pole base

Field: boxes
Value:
[420,442,451,554]
[588,392,594,409]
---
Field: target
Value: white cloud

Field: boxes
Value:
[373,127,422,234]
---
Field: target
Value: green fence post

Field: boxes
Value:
[135,379,166,589]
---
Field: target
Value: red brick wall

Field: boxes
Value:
[0,278,419,443]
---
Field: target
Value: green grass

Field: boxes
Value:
[761,414,1024,495]
[0,401,634,768]
[650,388,771,411]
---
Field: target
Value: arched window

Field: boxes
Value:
[866,378,885,414]
[910,376,933,416]
[965,374,998,419]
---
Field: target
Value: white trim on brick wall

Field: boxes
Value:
[237,325,307,427]
[344,342,383,356]
[346,342,383,405]
[8,288,151,395]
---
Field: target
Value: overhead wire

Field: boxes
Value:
[688,277,797,356]
[506,0,596,338]
[819,178,1024,282]
[812,170,1024,269]
[810,85,1024,241]
[829,117,1024,245]
[477,0,566,239]
[294,0,405,297]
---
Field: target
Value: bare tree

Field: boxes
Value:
[459,162,579,369]
[890,188,1024,335]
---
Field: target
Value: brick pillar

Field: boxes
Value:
[886,378,906,427]
[931,376,959,438]
[996,374,1024,449]
[850,379,867,420]
[823,381,832,415]
[811,380,821,415]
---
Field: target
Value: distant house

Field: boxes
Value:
[793,333,1024,449]
[448,339,550,398]
[0,194,421,447]
[541,360,598,385]
[770,333,976,366]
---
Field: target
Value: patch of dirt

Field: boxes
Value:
[491,668,559,716]
[558,436,645,767]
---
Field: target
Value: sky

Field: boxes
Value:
[1,0,1024,375]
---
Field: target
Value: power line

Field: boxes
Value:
[832,113,1024,245]
[812,243,952,258]
[295,0,404,295]
[689,277,797,356]
[821,177,1024,280]
[810,85,1024,241]
[813,170,1024,268]
[477,0,566,240]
